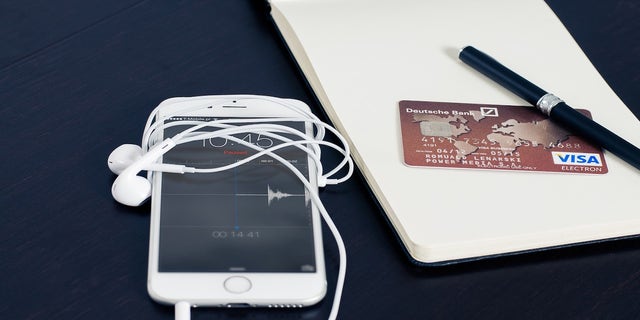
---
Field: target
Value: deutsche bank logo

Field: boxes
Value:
[480,107,499,117]
[551,152,602,166]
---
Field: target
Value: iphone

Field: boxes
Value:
[146,96,326,308]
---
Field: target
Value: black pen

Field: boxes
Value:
[458,45,640,171]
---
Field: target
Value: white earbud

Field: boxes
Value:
[111,139,177,206]
[108,144,192,175]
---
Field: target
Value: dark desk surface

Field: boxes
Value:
[2,1,639,319]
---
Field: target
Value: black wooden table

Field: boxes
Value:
[2,1,639,319]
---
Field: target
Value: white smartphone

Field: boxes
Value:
[146,96,326,308]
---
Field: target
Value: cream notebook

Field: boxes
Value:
[269,0,640,264]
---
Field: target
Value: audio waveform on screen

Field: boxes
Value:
[234,184,307,207]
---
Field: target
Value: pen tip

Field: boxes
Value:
[459,46,472,55]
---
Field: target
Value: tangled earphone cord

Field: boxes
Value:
[139,97,352,320]
[151,120,352,184]
[142,96,327,151]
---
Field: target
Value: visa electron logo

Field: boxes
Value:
[552,152,602,166]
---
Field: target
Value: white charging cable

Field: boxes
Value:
[175,301,190,320]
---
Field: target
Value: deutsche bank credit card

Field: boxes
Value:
[399,100,608,174]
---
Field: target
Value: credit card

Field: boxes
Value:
[399,100,608,174]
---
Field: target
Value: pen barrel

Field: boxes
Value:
[550,103,640,170]
[459,46,546,105]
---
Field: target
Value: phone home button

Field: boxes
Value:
[224,276,252,294]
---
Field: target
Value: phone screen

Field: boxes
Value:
[157,116,316,273]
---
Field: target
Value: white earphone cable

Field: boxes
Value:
[125,96,349,320]
[142,96,327,151]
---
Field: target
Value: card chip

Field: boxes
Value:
[420,121,453,137]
